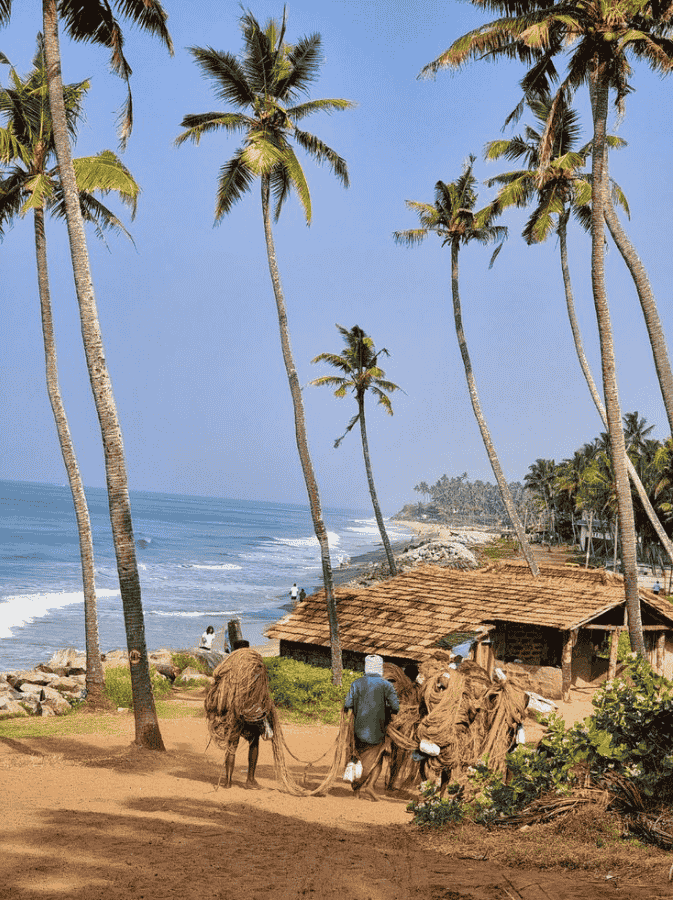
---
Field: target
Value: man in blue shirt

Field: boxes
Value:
[344,654,399,800]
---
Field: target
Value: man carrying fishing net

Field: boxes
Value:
[344,654,400,801]
[204,640,275,789]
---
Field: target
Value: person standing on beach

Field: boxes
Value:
[299,588,307,602]
[200,625,215,650]
[290,583,299,604]
[344,654,399,801]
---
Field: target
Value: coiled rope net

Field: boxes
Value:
[386,651,529,788]
[205,648,528,796]
[205,649,352,796]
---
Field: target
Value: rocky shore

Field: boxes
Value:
[333,521,501,589]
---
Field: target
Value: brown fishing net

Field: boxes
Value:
[205,648,352,797]
[386,651,529,789]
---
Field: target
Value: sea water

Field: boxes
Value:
[0,479,412,671]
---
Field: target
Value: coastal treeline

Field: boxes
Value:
[412,474,532,529]
[523,413,673,574]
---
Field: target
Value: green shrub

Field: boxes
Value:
[104,666,174,708]
[171,652,210,674]
[408,657,673,834]
[407,781,467,826]
[264,657,360,723]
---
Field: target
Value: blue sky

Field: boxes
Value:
[1,1,672,514]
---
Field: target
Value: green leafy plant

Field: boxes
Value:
[171,652,210,674]
[407,781,467,826]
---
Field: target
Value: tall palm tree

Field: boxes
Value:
[0,0,174,748]
[0,41,140,706]
[421,0,673,655]
[176,10,353,684]
[311,325,401,576]
[394,156,539,576]
[486,90,673,566]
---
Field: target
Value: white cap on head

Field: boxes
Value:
[364,654,383,676]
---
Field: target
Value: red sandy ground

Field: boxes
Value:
[1,687,672,900]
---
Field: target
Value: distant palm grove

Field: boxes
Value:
[413,411,673,575]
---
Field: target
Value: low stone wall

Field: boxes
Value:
[0,646,222,719]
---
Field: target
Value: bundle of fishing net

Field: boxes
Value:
[386,651,528,788]
[205,648,352,797]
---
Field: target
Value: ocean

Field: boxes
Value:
[0,479,412,672]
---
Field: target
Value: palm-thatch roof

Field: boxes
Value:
[266,562,673,661]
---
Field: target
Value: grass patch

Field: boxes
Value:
[264,657,360,725]
[0,706,120,739]
[104,665,174,708]
[171,652,210,674]
[480,539,519,561]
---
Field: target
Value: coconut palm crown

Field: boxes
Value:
[394,156,540,577]
[0,0,173,148]
[311,325,401,576]
[175,9,353,224]
[177,10,354,684]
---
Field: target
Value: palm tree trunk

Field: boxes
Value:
[34,205,106,705]
[604,202,673,435]
[558,211,673,566]
[450,240,539,576]
[261,177,343,684]
[358,397,397,575]
[43,0,165,748]
[589,67,644,655]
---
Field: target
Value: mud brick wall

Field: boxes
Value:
[494,623,561,665]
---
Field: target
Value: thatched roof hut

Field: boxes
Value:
[266,562,673,698]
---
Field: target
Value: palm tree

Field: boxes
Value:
[0,41,140,707]
[420,0,673,654]
[0,0,174,748]
[394,156,539,576]
[487,91,673,566]
[311,325,401,576]
[176,10,354,684]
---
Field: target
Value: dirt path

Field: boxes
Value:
[1,697,671,900]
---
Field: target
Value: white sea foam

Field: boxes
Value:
[191,564,243,571]
[0,588,119,639]
[273,530,340,548]
[150,609,237,618]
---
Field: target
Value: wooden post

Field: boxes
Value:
[608,628,620,681]
[656,632,665,675]
[562,630,575,702]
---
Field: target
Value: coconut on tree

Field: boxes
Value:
[394,156,539,576]
[0,39,140,707]
[175,9,354,684]
[311,325,402,576]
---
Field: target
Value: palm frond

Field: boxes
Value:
[188,46,256,109]
[277,32,323,98]
[392,227,428,247]
[292,127,349,187]
[286,97,355,121]
[215,150,255,220]
[277,143,311,222]
[19,171,54,214]
[175,111,252,146]
[71,150,139,216]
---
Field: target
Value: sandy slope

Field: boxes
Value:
[1,690,669,900]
